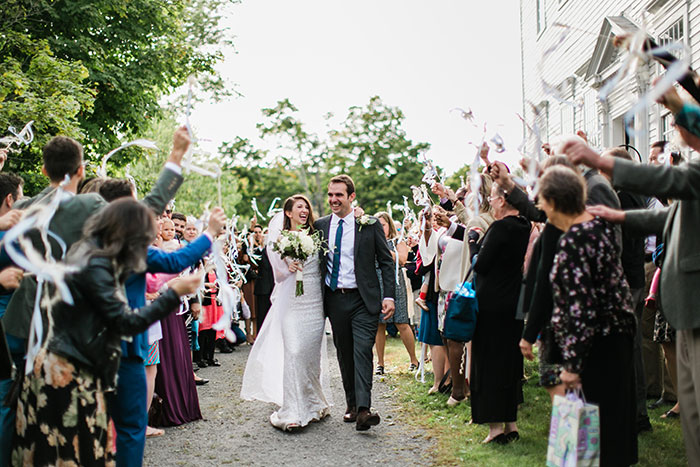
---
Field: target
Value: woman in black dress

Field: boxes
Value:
[469,182,530,444]
[541,166,638,466]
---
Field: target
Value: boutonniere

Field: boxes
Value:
[357,215,376,231]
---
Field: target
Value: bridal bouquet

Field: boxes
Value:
[273,229,323,296]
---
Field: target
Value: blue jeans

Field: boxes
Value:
[106,357,147,467]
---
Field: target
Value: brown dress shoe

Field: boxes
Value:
[343,407,357,423]
[356,409,380,431]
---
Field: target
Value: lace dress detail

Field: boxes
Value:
[241,252,331,430]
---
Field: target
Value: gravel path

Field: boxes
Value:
[144,335,432,466]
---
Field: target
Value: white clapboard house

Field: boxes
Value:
[519,0,699,161]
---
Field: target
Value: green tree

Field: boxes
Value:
[0,31,95,194]
[329,96,430,215]
[0,0,236,194]
[218,136,305,226]
[125,114,241,217]
[256,99,329,214]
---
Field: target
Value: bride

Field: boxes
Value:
[240,194,331,431]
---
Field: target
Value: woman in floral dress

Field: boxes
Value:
[13,200,201,466]
[540,166,638,466]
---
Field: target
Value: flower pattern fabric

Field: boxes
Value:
[550,218,636,374]
[12,349,114,466]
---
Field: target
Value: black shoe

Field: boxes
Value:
[197,360,208,368]
[483,433,508,445]
[195,378,209,386]
[208,359,221,367]
[648,397,670,410]
[637,418,653,434]
[343,406,357,423]
[356,409,380,431]
[505,431,520,442]
[217,341,233,353]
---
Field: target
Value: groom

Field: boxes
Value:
[314,174,396,431]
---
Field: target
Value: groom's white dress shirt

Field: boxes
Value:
[326,211,357,289]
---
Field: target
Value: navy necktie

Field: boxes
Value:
[329,219,344,290]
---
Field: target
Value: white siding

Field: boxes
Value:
[520,0,700,160]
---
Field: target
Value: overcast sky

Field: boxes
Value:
[190,0,524,175]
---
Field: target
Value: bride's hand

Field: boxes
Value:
[288,261,303,273]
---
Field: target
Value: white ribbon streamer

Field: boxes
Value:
[98,139,158,178]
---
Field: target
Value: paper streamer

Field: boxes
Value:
[0,176,77,375]
[211,238,240,343]
[267,197,281,218]
[0,120,35,152]
[98,139,158,178]
[251,198,266,221]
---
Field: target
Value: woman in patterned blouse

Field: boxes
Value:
[538,166,638,466]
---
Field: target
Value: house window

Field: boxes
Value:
[537,0,546,34]
[661,112,677,143]
[658,18,684,59]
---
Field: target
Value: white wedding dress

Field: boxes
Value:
[240,216,331,430]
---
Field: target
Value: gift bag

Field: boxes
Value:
[546,391,600,467]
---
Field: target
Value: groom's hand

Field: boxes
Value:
[381,299,395,320]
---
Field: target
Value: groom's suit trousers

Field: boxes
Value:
[325,287,378,409]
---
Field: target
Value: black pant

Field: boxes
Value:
[582,334,638,466]
[255,294,272,331]
[198,329,216,363]
[325,287,378,409]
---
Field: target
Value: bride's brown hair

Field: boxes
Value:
[282,194,315,232]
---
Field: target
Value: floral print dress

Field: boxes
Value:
[550,217,636,373]
[13,349,114,466]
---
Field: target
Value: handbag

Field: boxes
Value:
[442,267,478,342]
[547,390,601,467]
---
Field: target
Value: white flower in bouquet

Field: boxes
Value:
[300,235,315,256]
[273,228,323,296]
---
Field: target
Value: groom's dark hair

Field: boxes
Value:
[329,174,355,196]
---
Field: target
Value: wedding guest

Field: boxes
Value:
[12,199,202,465]
[253,226,274,331]
[373,212,418,374]
[602,147,652,432]
[171,212,187,241]
[415,209,448,395]
[0,173,23,465]
[434,174,495,406]
[469,182,529,444]
[541,166,638,465]
[98,182,223,464]
[198,265,224,368]
[2,128,192,467]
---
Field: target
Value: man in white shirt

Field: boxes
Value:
[314,174,395,431]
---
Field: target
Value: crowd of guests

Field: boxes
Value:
[366,82,700,465]
[0,127,275,466]
[0,61,699,467]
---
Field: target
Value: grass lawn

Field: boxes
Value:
[379,336,687,466]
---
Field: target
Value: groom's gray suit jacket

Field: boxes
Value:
[314,215,395,314]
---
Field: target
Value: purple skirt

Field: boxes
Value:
[154,312,202,426]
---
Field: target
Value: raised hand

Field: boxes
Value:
[479,142,490,165]
[587,205,626,224]
[206,207,227,237]
[490,161,515,192]
[433,207,451,228]
[0,266,23,290]
[0,210,22,231]
[431,183,447,199]
[167,126,192,166]
[560,138,600,168]
[170,271,205,296]
[0,148,7,171]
